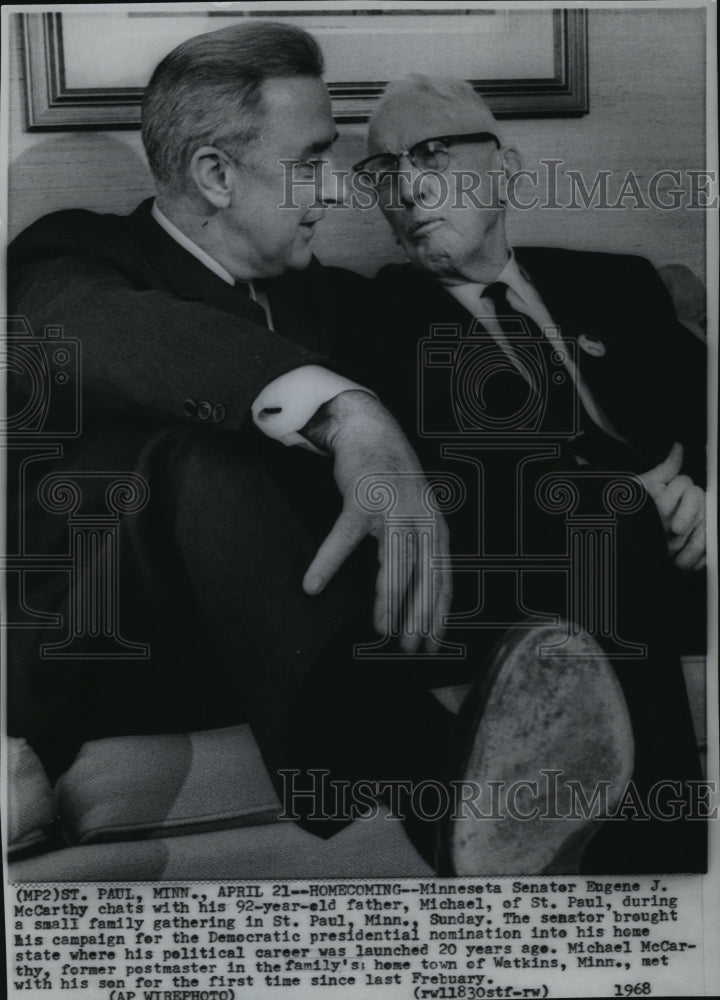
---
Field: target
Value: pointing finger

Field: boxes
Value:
[303,509,366,595]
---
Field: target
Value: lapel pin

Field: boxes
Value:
[578,334,607,357]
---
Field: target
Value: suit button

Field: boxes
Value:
[212,403,227,424]
[197,400,213,421]
[183,398,198,418]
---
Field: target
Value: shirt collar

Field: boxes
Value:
[151,200,237,287]
[462,249,526,297]
[494,250,525,294]
[443,249,535,314]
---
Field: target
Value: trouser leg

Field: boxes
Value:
[522,468,704,871]
[580,492,706,872]
[156,435,706,870]
[9,424,455,827]
[8,425,285,777]
[158,428,458,856]
[443,452,705,872]
[9,424,705,870]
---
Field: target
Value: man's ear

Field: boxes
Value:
[494,145,522,204]
[500,145,522,177]
[189,146,236,208]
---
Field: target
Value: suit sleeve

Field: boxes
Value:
[8,216,333,433]
[630,256,707,485]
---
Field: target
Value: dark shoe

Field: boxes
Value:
[443,623,634,875]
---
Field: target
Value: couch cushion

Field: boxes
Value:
[9,802,433,882]
[56,725,281,845]
[7,737,56,855]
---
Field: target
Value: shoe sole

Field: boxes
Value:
[448,623,634,876]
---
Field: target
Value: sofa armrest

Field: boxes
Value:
[56,725,281,845]
[7,737,56,856]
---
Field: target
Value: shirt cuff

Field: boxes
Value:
[252,365,374,452]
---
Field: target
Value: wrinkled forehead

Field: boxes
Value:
[368,85,498,154]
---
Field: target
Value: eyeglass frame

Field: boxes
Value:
[352,132,501,182]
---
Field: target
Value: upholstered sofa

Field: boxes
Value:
[7,724,434,882]
[7,658,705,882]
[6,260,707,882]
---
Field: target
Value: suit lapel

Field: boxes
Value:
[121,200,269,326]
[385,253,676,469]
[260,261,331,352]
[122,200,328,351]
[515,248,619,380]
[405,267,478,333]
[372,266,486,445]
[514,248,592,337]
[514,248,660,462]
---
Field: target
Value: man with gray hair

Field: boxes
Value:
[351,74,707,871]
[6,26,677,875]
[8,21,454,846]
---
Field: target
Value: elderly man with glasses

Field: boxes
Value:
[7,22,705,876]
[345,75,708,873]
[7,19,631,878]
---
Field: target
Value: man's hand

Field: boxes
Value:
[301,390,452,653]
[639,442,706,571]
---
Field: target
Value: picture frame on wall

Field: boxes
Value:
[21,7,588,129]
[2,2,718,998]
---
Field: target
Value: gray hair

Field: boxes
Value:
[381,74,481,107]
[142,21,324,193]
[368,74,502,148]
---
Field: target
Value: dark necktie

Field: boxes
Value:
[480,281,579,441]
[482,281,640,470]
[482,281,543,338]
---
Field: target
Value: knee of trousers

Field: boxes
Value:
[614,486,675,573]
[130,423,326,581]
[135,423,276,523]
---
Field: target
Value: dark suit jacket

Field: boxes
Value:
[8,198,368,436]
[6,210,708,874]
[6,200,372,769]
[361,248,706,485]
[363,249,708,876]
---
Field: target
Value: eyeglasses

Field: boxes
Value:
[353,132,500,187]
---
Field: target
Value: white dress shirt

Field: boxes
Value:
[152,201,368,450]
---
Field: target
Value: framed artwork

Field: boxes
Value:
[20,7,588,130]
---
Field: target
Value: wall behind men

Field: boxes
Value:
[7,8,708,280]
